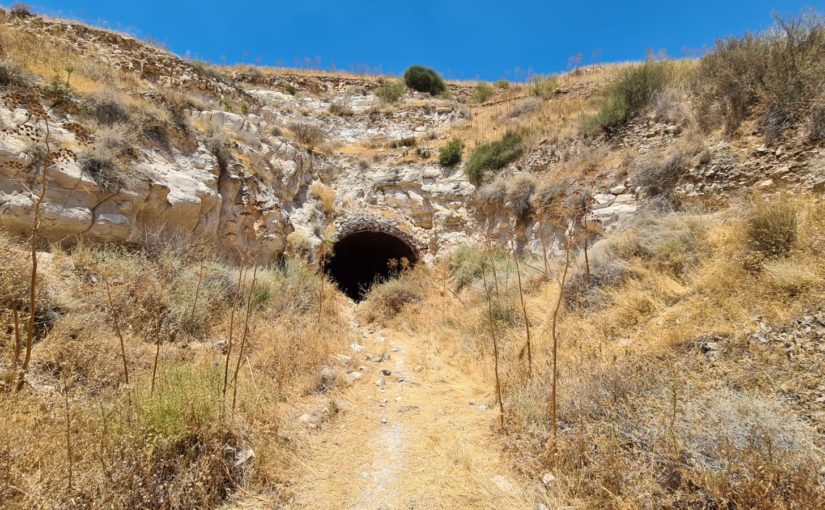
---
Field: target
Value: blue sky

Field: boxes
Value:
[16,1,823,80]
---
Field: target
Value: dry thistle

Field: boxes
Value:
[481,259,505,428]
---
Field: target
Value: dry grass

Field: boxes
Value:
[0,22,141,97]
[392,196,825,509]
[0,234,356,509]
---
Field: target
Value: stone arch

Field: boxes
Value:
[326,215,420,300]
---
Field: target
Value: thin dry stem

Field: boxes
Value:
[103,276,129,385]
[550,231,572,450]
[513,250,532,376]
[64,387,74,491]
[223,265,246,410]
[232,264,258,413]
[16,115,50,392]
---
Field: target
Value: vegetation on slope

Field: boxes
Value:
[374,197,825,509]
[0,234,356,508]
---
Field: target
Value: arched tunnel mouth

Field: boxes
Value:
[325,231,418,301]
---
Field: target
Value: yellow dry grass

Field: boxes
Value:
[384,196,825,508]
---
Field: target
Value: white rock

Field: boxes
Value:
[541,472,556,486]
[491,475,516,495]
[350,343,365,353]
[234,447,256,467]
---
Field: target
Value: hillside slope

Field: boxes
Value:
[0,5,824,510]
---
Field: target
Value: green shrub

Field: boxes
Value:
[471,82,495,103]
[747,201,798,257]
[450,245,487,290]
[438,138,463,167]
[495,79,510,90]
[531,74,559,99]
[585,60,673,133]
[376,78,406,103]
[403,65,446,95]
[464,131,523,185]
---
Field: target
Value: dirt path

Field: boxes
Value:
[281,306,536,509]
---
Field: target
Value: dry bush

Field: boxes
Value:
[0,59,27,88]
[78,150,123,194]
[0,231,42,310]
[476,174,508,210]
[308,181,337,214]
[471,82,495,104]
[508,97,541,119]
[698,11,825,138]
[93,124,140,161]
[566,213,707,309]
[530,178,567,218]
[809,103,825,140]
[9,3,34,18]
[92,92,131,125]
[746,200,798,258]
[530,74,558,99]
[375,78,406,104]
[288,121,324,147]
[633,151,684,200]
[360,271,424,323]
[506,173,536,221]
[328,101,353,116]
[654,86,693,126]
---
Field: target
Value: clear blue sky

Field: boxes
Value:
[17,1,824,80]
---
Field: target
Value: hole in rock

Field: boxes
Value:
[325,231,418,301]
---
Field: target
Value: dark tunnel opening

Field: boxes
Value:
[325,231,418,301]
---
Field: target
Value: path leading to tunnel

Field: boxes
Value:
[284,304,536,509]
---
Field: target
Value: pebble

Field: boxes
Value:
[542,472,556,486]
[380,417,388,424]
[380,369,392,376]
[350,343,365,353]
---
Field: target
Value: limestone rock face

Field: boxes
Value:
[0,89,635,263]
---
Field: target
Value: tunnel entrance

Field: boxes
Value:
[325,231,418,301]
